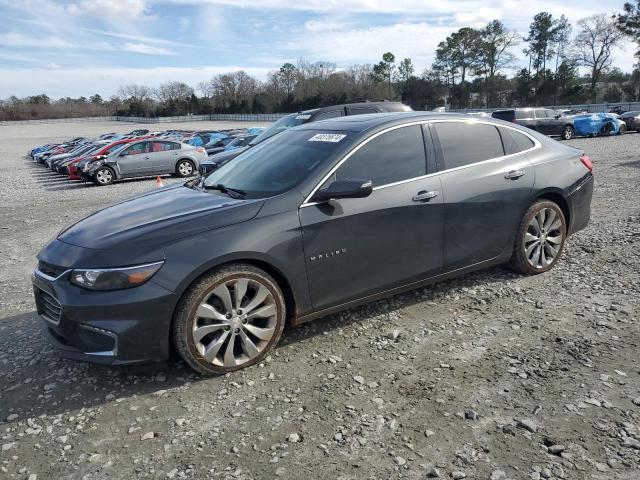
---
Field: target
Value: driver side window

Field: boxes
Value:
[122,142,148,156]
[329,125,426,188]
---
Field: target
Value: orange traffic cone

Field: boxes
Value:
[156,176,163,188]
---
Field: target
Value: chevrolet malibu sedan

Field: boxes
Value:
[82,139,207,185]
[33,113,594,374]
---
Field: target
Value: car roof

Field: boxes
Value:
[297,101,410,116]
[295,111,472,132]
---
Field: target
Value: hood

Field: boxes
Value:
[58,184,264,250]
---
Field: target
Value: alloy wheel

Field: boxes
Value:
[524,207,564,269]
[96,168,113,185]
[178,161,194,176]
[192,277,277,367]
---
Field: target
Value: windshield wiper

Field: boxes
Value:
[203,183,246,199]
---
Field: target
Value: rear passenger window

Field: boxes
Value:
[334,125,426,187]
[315,110,343,121]
[433,122,504,170]
[349,107,378,115]
[499,128,535,155]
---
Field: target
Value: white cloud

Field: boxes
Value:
[304,19,347,32]
[289,22,456,67]
[123,42,174,55]
[454,7,502,27]
[0,33,72,48]
[66,0,147,18]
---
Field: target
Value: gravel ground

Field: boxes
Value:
[0,122,639,480]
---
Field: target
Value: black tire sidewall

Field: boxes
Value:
[562,126,573,140]
[172,265,286,374]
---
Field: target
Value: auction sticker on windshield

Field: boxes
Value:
[308,133,347,142]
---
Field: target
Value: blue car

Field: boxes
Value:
[573,113,623,137]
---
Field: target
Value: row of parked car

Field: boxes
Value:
[28,102,413,185]
[30,102,638,187]
[483,108,640,140]
[29,127,267,186]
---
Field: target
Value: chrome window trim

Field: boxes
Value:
[300,119,541,208]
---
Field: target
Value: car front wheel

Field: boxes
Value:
[172,264,286,374]
[176,159,195,177]
[93,166,115,186]
[507,200,567,275]
[561,125,573,140]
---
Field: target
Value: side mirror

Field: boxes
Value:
[119,152,126,157]
[554,114,561,119]
[312,179,373,202]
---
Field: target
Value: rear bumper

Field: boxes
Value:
[32,269,178,365]
[567,173,593,235]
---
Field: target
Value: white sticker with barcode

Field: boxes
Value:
[308,133,346,143]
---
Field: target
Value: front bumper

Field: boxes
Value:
[32,267,178,365]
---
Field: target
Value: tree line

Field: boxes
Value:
[1,3,639,121]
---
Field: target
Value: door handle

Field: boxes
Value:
[505,170,526,180]
[412,190,439,202]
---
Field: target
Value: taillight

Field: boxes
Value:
[579,154,593,172]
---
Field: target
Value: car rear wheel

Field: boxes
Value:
[172,264,286,374]
[507,200,566,275]
[93,166,115,186]
[176,159,195,177]
[560,125,573,140]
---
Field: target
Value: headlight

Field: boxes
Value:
[70,261,164,290]
[85,159,104,172]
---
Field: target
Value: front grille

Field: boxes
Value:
[35,287,62,324]
[38,261,66,279]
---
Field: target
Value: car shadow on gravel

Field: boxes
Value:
[616,159,640,169]
[280,265,519,346]
[0,265,520,421]
[0,312,204,421]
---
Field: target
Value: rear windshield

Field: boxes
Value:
[204,129,349,199]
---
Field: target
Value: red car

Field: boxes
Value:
[68,137,151,180]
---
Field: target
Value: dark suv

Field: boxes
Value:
[33,112,593,374]
[512,108,575,140]
[199,101,412,174]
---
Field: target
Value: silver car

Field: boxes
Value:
[85,139,207,186]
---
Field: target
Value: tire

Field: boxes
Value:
[172,264,286,374]
[176,159,195,178]
[93,166,115,186]
[619,125,626,135]
[507,200,567,275]
[560,125,573,140]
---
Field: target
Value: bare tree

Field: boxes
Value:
[575,14,625,100]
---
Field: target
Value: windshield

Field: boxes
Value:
[203,129,349,199]
[248,114,309,146]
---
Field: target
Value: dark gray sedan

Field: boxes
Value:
[33,112,593,374]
